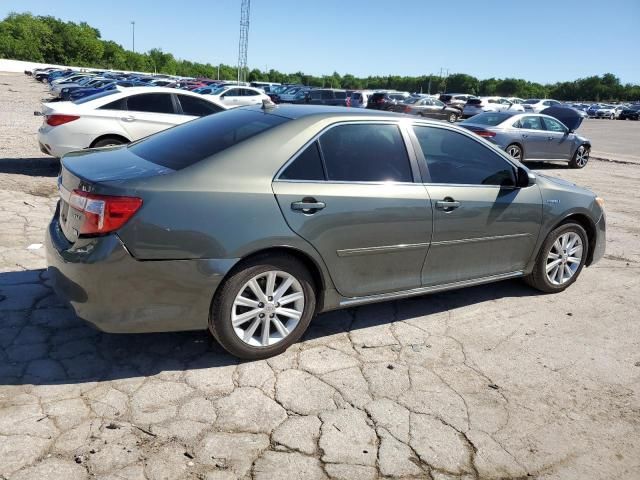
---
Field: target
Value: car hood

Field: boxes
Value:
[535,172,594,196]
[540,106,584,131]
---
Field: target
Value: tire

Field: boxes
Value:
[92,137,127,148]
[569,144,589,169]
[209,254,316,359]
[524,222,588,293]
[505,143,523,161]
[447,112,458,123]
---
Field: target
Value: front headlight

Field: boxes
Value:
[595,197,605,209]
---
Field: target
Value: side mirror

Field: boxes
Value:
[516,167,536,188]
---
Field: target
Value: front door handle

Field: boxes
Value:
[291,200,326,213]
[435,199,461,211]
[547,136,554,140]
[521,134,529,138]
[121,116,135,122]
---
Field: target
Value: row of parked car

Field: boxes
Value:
[29,67,607,169]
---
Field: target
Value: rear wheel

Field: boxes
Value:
[92,137,127,148]
[447,112,458,123]
[210,254,316,359]
[524,222,588,293]
[505,143,523,161]
[569,145,589,168]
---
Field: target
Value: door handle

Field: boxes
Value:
[521,134,528,138]
[121,116,135,122]
[435,199,461,211]
[547,136,554,140]
[291,200,326,213]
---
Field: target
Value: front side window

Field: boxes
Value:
[279,141,325,181]
[541,117,567,133]
[319,124,413,183]
[310,91,322,100]
[224,88,242,97]
[413,126,515,186]
[127,93,175,114]
[321,91,333,100]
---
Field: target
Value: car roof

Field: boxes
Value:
[237,104,405,120]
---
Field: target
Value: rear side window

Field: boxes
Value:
[177,95,223,117]
[127,93,175,114]
[413,126,515,186]
[319,124,413,183]
[99,97,128,110]
[279,141,325,181]
[321,91,333,100]
[129,109,288,170]
[335,91,347,99]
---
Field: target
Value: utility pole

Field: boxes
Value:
[217,64,220,80]
[131,21,135,53]
[237,0,250,84]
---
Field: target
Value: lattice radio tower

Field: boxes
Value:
[237,0,251,84]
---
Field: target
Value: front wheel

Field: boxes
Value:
[524,222,588,293]
[569,145,589,168]
[505,143,523,161]
[210,254,316,359]
[447,112,458,123]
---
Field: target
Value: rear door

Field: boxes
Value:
[540,116,573,160]
[410,124,542,286]
[220,88,244,107]
[240,88,263,106]
[115,93,182,140]
[514,115,547,160]
[273,122,432,298]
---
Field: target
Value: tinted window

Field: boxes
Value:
[129,109,288,170]
[334,91,347,99]
[321,91,333,100]
[320,124,412,183]
[310,91,322,100]
[224,88,242,97]
[127,93,175,114]
[413,126,515,186]
[542,117,567,132]
[280,141,325,181]
[99,97,128,111]
[461,112,514,126]
[178,95,223,117]
[243,88,260,96]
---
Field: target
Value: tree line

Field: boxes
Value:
[2,12,639,101]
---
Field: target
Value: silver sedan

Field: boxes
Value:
[460,111,591,168]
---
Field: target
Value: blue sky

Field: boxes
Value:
[2,0,639,84]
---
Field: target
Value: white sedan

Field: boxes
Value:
[37,87,227,158]
[205,85,271,108]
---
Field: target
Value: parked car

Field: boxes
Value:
[304,89,349,106]
[366,91,411,110]
[349,90,375,108]
[394,97,460,122]
[462,97,525,118]
[460,108,590,168]
[438,93,474,112]
[45,104,605,360]
[618,104,640,120]
[592,104,619,119]
[278,86,311,103]
[59,79,114,100]
[37,87,227,158]
[522,98,561,113]
[205,85,271,108]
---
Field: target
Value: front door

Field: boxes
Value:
[273,123,432,298]
[410,124,542,286]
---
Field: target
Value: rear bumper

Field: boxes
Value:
[46,213,237,333]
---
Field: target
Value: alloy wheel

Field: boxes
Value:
[231,270,305,347]
[545,232,583,285]
[506,145,522,160]
[575,146,589,167]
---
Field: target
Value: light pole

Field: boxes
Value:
[131,21,135,53]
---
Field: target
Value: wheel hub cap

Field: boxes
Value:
[545,232,583,285]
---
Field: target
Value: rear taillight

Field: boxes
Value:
[69,190,142,235]
[475,130,496,138]
[46,114,80,126]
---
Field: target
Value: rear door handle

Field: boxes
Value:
[291,200,326,213]
[435,199,461,211]
[521,134,528,138]
[121,116,135,122]
[547,136,554,140]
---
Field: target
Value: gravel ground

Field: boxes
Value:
[1,72,639,480]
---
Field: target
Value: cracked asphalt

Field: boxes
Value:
[1,72,639,480]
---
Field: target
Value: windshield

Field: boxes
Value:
[461,112,515,126]
[523,99,540,104]
[129,109,289,170]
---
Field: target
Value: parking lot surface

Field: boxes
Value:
[1,73,639,480]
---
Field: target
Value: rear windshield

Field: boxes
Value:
[461,112,515,126]
[467,98,482,105]
[128,108,289,170]
[523,99,540,104]
[73,89,119,104]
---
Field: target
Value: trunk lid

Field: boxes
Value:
[57,146,173,244]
